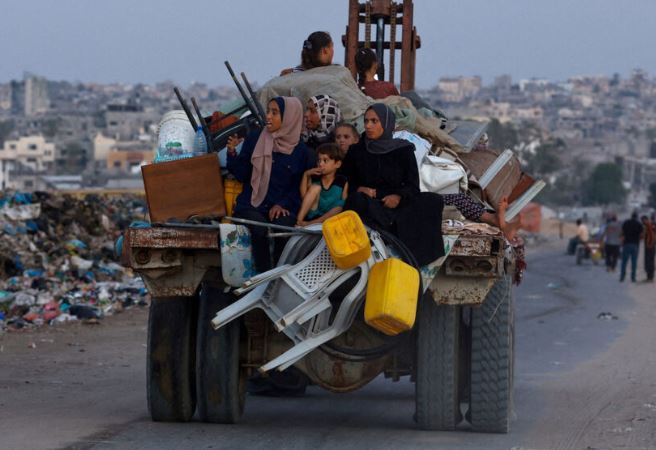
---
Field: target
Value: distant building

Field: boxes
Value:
[0,135,55,190]
[93,133,117,170]
[437,76,482,103]
[8,74,50,117]
[9,80,25,116]
[92,133,154,175]
[24,74,49,116]
[518,78,550,92]
[512,106,544,122]
[104,102,159,141]
[493,74,512,92]
[623,156,656,197]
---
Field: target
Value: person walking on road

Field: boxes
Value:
[603,214,622,272]
[641,215,655,282]
[619,212,643,283]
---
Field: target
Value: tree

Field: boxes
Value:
[57,142,89,175]
[486,118,518,150]
[525,141,563,178]
[582,163,626,206]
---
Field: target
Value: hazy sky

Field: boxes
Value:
[1,0,655,88]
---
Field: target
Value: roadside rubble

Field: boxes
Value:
[0,190,149,333]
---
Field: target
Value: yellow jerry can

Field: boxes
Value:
[223,178,243,218]
[364,258,420,336]
[322,210,371,269]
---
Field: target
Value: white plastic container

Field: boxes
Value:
[155,110,196,162]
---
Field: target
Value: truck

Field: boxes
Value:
[124,0,538,433]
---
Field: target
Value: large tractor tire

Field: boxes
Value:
[196,283,245,423]
[415,294,462,430]
[469,276,514,433]
[147,296,198,422]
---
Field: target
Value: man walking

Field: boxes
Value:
[620,212,643,282]
[642,215,655,282]
[603,214,622,272]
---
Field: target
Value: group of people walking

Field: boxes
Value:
[598,213,655,282]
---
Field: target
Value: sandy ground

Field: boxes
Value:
[0,307,149,450]
[1,239,656,449]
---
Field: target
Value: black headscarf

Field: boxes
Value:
[364,103,413,154]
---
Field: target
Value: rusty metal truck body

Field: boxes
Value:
[126,219,517,432]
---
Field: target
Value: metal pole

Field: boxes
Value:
[225,217,322,234]
[152,219,322,235]
[375,16,386,80]
[224,61,264,128]
[240,72,266,126]
[173,87,198,131]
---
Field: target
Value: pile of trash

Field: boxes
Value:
[0,191,149,332]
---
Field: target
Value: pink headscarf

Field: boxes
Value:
[250,96,303,207]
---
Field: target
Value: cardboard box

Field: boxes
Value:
[141,154,226,223]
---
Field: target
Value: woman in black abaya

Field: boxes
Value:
[341,103,445,266]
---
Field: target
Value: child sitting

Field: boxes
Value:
[334,122,359,156]
[297,143,348,226]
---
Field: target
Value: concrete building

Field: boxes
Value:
[24,74,49,116]
[0,135,55,190]
[93,134,154,175]
[106,150,153,174]
[437,76,482,103]
[105,103,159,141]
[7,74,50,117]
[9,80,25,116]
[93,133,117,170]
[623,156,656,193]
[512,106,544,122]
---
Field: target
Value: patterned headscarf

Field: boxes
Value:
[303,94,341,143]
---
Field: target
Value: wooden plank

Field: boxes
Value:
[141,153,226,223]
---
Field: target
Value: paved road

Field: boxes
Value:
[2,240,656,449]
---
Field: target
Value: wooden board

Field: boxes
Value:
[141,154,226,223]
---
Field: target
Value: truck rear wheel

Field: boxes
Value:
[196,283,245,423]
[415,294,462,430]
[469,276,514,433]
[147,296,197,422]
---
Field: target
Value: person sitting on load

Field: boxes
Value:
[341,103,446,266]
[302,94,341,150]
[280,31,334,76]
[297,143,348,227]
[334,122,359,157]
[226,96,314,272]
[355,48,400,99]
[342,104,522,267]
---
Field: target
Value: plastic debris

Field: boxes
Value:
[0,190,150,332]
[597,312,618,320]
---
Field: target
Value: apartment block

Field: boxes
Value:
[0,135,55,190]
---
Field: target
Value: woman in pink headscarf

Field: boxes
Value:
[227,96,314,272]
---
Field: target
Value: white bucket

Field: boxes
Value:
[156,110,195,162]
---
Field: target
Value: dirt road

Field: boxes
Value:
[1,241,655,449]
